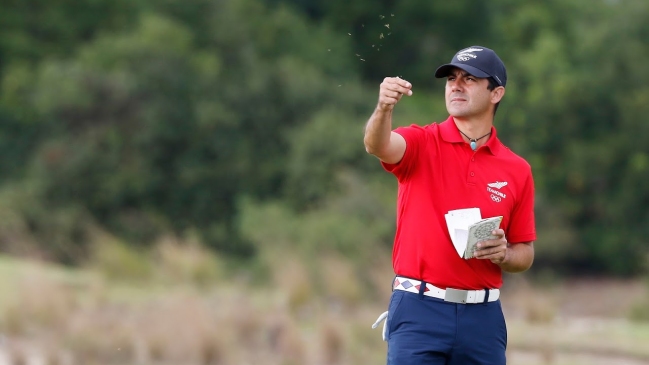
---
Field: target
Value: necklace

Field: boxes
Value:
[458,129,491,151]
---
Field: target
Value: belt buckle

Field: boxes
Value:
[444,288,469,303]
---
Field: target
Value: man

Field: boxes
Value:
[365,46,536,365]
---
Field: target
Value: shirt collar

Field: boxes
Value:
[439,116,502,156]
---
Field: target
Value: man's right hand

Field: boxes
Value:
[365,77,409,164]
[378,77,413,111]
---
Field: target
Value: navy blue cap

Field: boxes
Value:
[434,46,507,86]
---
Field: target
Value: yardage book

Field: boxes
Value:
[444,208,503,259]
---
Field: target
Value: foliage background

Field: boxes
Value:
[2,0,648,275]
[1,0,649,364]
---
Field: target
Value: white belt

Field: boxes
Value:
[392,276,500,304]
[372,277,501,341]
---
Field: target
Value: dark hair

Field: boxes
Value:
[487,77,501,116]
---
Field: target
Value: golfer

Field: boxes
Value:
[364,46,536,365]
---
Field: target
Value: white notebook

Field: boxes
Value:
[464,216,503,259]
[444,208,502,259]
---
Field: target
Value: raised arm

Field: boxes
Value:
[364,77,412,164]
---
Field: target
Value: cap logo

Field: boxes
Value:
[456,48,483,62]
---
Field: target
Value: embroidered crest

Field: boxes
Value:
[487,181,508,189]
[456,48,484,62]
[487,181,508,203]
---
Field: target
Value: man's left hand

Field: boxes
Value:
[474,229,508,265]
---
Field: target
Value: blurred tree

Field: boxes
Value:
[0,0,648,276]
[0,0,142,70]
[270,0,493,86]
[0,107,41,180]
[0,0,371,261]
[493,0,649,274]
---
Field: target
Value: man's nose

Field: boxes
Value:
[450,80,463,92]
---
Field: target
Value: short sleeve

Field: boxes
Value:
[381,124,428,181]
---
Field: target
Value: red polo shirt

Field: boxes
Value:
[382,116,536,290]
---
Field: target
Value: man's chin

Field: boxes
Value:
[448,109,468,118]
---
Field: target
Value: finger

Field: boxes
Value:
[383,77,413,96]
[391,77,412,90]
[381,90,404,100]
[379,93,402,105]
[379,90,405,107]
[476,252,500,260]
[476,239,500,249]
[476,249,505,261]
[475,247,504,257]
[492,229,505,238]
[475,241,506,255]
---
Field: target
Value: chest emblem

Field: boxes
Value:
[487,181,508,203]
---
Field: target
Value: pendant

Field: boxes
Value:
[470,141,477,150]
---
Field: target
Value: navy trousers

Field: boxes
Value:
[385,289,507,365]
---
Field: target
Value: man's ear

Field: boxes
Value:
[491,86,505,104]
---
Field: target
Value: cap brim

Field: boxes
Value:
[434,63,490,79]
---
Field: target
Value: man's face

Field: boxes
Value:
[445,68,496,118]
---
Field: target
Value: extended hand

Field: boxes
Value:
[474,229,508,265]
[378,77,413,111]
